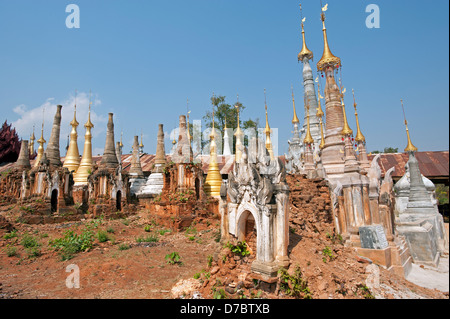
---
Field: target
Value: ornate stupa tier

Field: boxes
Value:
[317,8,341,72]
[63,107,80,173]
[205,111,223,198]
[298,19,313,61]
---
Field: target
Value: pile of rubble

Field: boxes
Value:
[171,174,447,299]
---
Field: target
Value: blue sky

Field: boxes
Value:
[0,0,448,156]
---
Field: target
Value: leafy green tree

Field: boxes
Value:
[372,147,399,154]
[202,95,259,151]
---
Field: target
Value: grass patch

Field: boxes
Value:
[49,229,94,261]
[135,235,158,243]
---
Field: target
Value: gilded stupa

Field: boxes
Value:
[63,97,81,173]
[204,110,223,198]
[73,94,94,185]
[35,119,46,167]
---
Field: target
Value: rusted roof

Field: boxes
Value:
[368,151,449,180]
[1,151,448,183]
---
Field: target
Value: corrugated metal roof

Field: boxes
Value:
[368,151,449,179]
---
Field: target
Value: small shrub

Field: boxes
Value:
[118,243,131,251]
[322,246,335,263]
[21,233,39,249]
[106,227,115,234]
[207,255,213,267]
[144,225,151,232]
[225,241,250,257]
[213,288,227,299]
[357,284,375,299]
[26,246,41,258]
[165,252,182,265]
[96,230,109,243]
[4,230,18,240]
[49,229,94,261]
[158,229,170,235]
[278,266,311,299]
[6,246,17,257]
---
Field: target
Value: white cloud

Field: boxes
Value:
[11,92,108,155]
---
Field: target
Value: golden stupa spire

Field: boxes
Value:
[264,89,271,134]
[401,99,418,152]
[291,85,300,124]
[63,90,81,173]
[303,102,314,145]
[264,89,274,160]
[120,131,123,148]
[317,2,341,72]
[339,79,353,136]
[74,90,94,185]
[352,89,365,143]
[319,117,326,149]
[35,109,46,167]
[139,131,144,148]
[315,77,325,118]
[205,105,222,197]
[298,4,314,62]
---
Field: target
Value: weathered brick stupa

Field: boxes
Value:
[45,104,63,167]
[0,105,79,222]
[87,113,130,216]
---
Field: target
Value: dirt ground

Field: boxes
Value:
[0,208,221,299]
[0,197,448,299]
